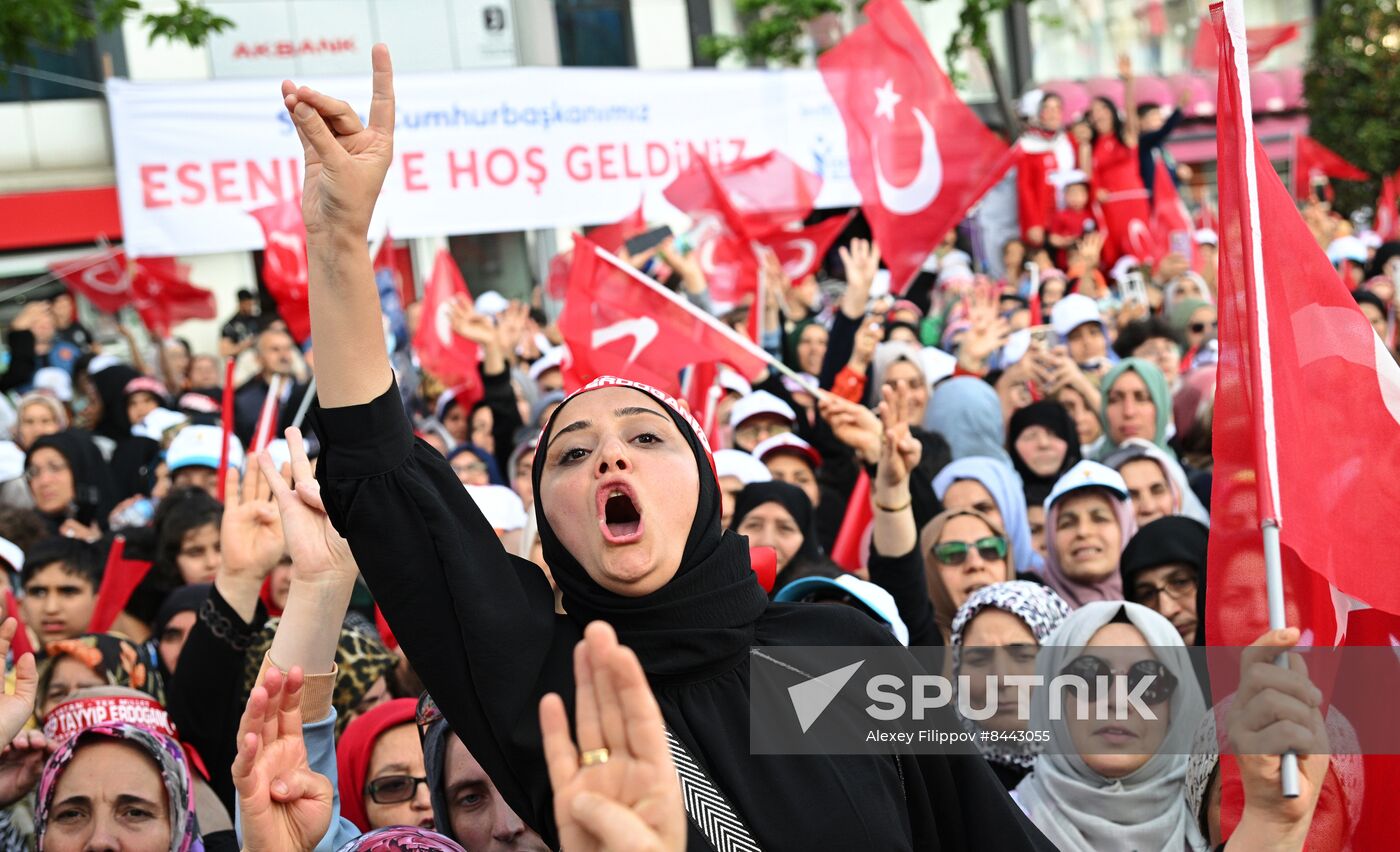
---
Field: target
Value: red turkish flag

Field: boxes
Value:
[711,151,824,239]
[248,200,311,343]
[585,198,647,253]
[681,361,724,447]
[1098,190,1162,265]
[1191,16,1299,71]
[1209,4,1400,844]
[761,213,854,282]
[830,469,872,573]
[818,0,1015,293]
[412,250,484,397]
[88,536,154,634]
[1292,136,1369,202]
[1375,170,1400,241]
[1149,159,1196,265]
[560,237,770,395]
[663,153,763,307]
[49,252,215,336]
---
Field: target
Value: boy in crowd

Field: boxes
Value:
[20,537,101,645]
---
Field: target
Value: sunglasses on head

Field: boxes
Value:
[1059,655,1178,706]
[1189,320,1218,334]
[932,536,1007,566]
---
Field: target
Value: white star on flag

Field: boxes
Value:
[873,79,901,122]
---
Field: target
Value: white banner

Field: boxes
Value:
[106,68,858,258]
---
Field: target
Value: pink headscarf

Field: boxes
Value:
[1041,487,1138,608]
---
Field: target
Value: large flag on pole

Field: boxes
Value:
[1210,2,1400,840]
[413,250,484,397]
[560,236,771,395]
[818,0,1015,293]
[764,212,855,282]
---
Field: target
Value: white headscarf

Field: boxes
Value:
[1014,602,1208,852]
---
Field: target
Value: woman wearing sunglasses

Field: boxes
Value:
[920,509,1016,645]
[1013,601,1207,851]
[337,699,434,832]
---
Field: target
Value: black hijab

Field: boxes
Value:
[1006,400,1081,492]
[1120,516,1209,646]
[532,379,769,678]
[729,481,831,591]
[26,430,119,528]
[89,364,141,443]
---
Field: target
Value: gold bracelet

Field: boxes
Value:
[874,495,912,513]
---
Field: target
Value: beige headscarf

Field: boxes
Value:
[920,508,1016,644]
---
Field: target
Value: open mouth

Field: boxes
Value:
[597,482,644,544]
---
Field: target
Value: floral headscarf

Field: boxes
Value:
[38,633,166,711]
[335,826,467,852]
[36,721,203,852]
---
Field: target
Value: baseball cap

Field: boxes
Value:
[718,371,753,398]
[0,536,23,575]
[474,291,510,317]
[1051,293,1106,338]
[1045,460,1129,512]
[465,484,527,532]
[714,449,772,485]
[528,348,565,383]
[1327,236,1369,267]
[166,424,245,473]
[751,434,822,469]
[32,367,73,402]
[775,574,910,646]
[1193,229,1218,247]
[123,376,169,401]
[728,390,797,429]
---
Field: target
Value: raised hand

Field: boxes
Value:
[221,461,285,582]
[281,44,395,238]
[839,239,881,318]
[1227,628,1329,845]
[850,315,883,372]
[0,729,52,809]
[258,428,356,590]
[875,385,922,490]
[233,667,332,852]
[0,619,36,752]
[541,622,685,852]
[449,295,496,347]
[818,393,882,465]
[957,285,1011,369]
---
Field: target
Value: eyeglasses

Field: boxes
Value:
[1132,573,1197,609]
[1058,655,1178,706]
[416,691,444,741]
[932,536,1007,566]
[24,462,68,481]
[1188,321,1218,334]
[453,461,488,475]
[735,421,793,443]
[366,775,430,804]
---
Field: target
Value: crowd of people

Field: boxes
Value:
[0,42,1386,852]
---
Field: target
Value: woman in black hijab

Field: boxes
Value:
[25,430,119,535]
[728,481,836,593]
[1006,399,1081,496]
[285,51,1052,852]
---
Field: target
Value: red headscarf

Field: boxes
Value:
[335,698,419,831]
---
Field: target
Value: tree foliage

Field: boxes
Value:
[0,0,232,69]
[1304,0,1400,217]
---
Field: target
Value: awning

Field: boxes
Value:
[1164,114,1308,163]
[0,186,121,251]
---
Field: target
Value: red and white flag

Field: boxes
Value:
[412,250,484,397]
[1190,15,1299,71]
[762,213,854,282]
[559,237,770,396]
[1149,159,1196,265]
[546,199,646,301]
[50,252,216,336]
[830,469,872,573]
[818,0,1015,293]
[663,153,763,307]
[248,200,311,343]
[1292,135,1369,203]
[708,150,824,239]
[681,361,724,448]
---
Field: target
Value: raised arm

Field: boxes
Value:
[282,45,396,407]
[1119,55,1139,148]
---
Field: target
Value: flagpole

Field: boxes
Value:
[290,376,317,431]
[592,243,823,395]
[1223,0,1299,799]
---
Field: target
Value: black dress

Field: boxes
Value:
[314,377,1053,851]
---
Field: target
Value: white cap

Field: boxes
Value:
[728,390,796,429]
[0,441,24,482]
[0,536,22,574]
[1018,88,1047,119]
[774,574,909,646]
[752,433,822,469]
[1109,255,1141,283]
[466,484,527,531]
[474,291,510,317]
[1327,235,1369,266]
[32,367,73,402]
[167,424,245,473]
[131,407,188,442]
[1051,293,1105,338]
[919,346,958,385]
[1193,228,1219,246]
[714,449,772,485]
[1049,169,1090,189]
[85,355,121,375]
[718,371,753,398]
[528,348,565,383]
[1000,329,1031,367]
[262,438,292,472]
[1045,460,1129,512]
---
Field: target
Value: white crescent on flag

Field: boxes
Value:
[779,238,816,278]
[82,261,129,295]
[593,317,660,365]
[873,107,943,215]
